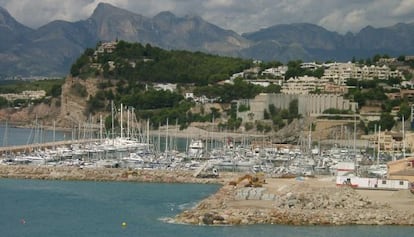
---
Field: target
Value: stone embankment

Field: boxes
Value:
[0,165,224,184]
[172,177,414,226]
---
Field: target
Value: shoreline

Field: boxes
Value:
[1,165,413,226]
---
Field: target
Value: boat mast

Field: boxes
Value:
[308,122,312,154]
[211,114,214,150]
[127,106,130,139]
[353,114,358,175]
[402,116,406,159]
[53,120,56,143]
[111,100,114,140]
[100,114,103,141]
[2,120,8,147]
[373,124,376,160]
[157,122,161,153]
[120,103,123,139]
[353,114,357,156]
[377,125,381,166]
[165,118,169,153]
[146,119,150,150]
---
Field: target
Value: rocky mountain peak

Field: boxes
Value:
[0,6,30,31]
[90,2,141,22]
[0,6,33,52]
[91,2,120,16]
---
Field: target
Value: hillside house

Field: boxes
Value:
[153,83,176,92]
[261,66,288,78]
[0,90,46,101]
[281,76,328,94]
[97,41,117,54]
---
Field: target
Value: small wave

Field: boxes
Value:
[158,217,191,225]
[158,217,175,223]
[178,201,198,210]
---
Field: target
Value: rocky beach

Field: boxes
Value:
[1,165,414,226]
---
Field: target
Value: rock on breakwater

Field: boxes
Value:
[0,165,225,184]
[173,177,414,226]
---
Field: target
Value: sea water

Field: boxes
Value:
[0,124,207,152]
[0,124,69,146]
[0,178,413,237]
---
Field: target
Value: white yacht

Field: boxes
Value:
[187,139,204,158]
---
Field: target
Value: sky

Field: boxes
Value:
[1,0,414,34]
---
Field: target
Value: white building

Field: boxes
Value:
[153,83,176,92]
[0,90,47,101]
[322,62,356,85]
[185,92,194,99]
[281,76,329,94]
[230,72,244,81]
[96,41,117,54]
[336,176,410,190]
[237,93,356,122]
[300,62,321,70]
[261,66,288,78]
[247,79,283,87]
[322,62,403,85]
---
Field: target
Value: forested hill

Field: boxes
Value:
[71,41,252,85]
[66,41,282,130]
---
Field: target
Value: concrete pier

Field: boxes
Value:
[0,139,100,155]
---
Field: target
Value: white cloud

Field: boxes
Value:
[318,10,344,32]
[344,10,367,27]
[202,0,234,9]
[392,0,414,16]
[2,0,88,28]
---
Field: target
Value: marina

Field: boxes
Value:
[0,1,413,235]
[0,123,405,181]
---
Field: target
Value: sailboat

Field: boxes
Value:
[367,125,387,178]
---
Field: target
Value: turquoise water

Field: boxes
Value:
[0,124,69,146]
[0,124,193,151]
[0,179,413,237]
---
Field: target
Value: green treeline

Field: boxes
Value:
[0,79,63,109]
[0,79,63,97]
[72,41,252,85]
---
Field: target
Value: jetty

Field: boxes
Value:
[0,139,101,154]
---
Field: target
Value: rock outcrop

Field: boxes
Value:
[172,179,414,226]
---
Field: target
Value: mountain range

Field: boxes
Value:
[1,2,414,78]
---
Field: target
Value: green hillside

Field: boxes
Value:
[70,41,269,130]
[71,40,252,85]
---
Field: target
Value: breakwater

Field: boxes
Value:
[0,165,226,184]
